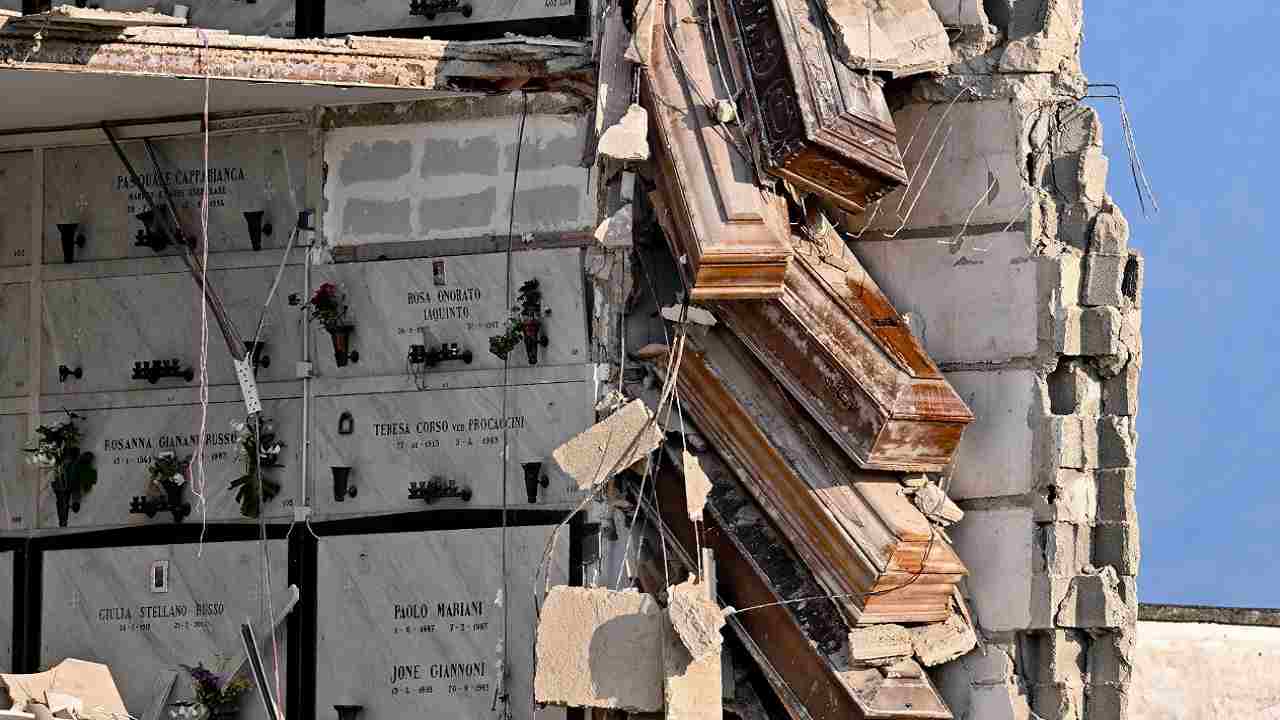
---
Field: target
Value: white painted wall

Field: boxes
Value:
[1132,621,1280,719]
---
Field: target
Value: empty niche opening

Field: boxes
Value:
[1122,255,1140,302]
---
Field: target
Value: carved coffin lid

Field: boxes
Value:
[659,325,966,625]
[647,456,953,719]
[642,0,793,300]
[713,0,909,211]
[711,246,974,472]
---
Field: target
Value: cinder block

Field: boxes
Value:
[1055,306,1083,355]
[851,232,1040,365]
[1033,469,1096,524]
[1047,360,1099,416]
[961,642,1018,685]
[1080,306,1122,356]
[1092,523,1140,576]
[952,509,1035,631]
[945,369,1038,499]
[928,0,988,26]
[1085,682,1129,719]
[1090,204,1129,255]
[1033,629,1088,687]
[1095,468,1136,524]
[1037,522,1091,577]
[1078,148,1109,206]
[965,682,1037,720]
[1042,415,1097,471]
[1057,201,1099,252]
[1097,416,1136,468]
[1029,573,1075,630]
[1056,568,1128,629]
[1087,630,1135,686]
[1101,362,1140,416]
[1032,680,1086,720]
[1081,253,1128,307]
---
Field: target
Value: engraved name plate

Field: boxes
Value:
[311,251,587,379]
[41,540,289,719]
[312,378,592,515]
[0,283,29,398]
[35,398,301,529]
[316,527,566,720]
[0,151,32,268]
[0,415,30,533]
[43,132,309,263]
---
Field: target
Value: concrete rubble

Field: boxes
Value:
[545,399,665,492]
[666,577,725,660]
[913,482,966,526]
[911,611,979,667]
[849,624,914,665]
[597,104,651,163]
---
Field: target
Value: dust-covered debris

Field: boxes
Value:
[910,611,978,667]
[1056,565,1129,629]
[598,104,650,163]
[545,399,665,492]
[595,203,635,249]
[682,449,714,522]
[822,0,950,77]
[848,624,913,665]
[668,576,726,660]
[912,483,965,526]
[534,586,665,712]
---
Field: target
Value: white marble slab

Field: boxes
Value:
[0,414,31,534]
[0,282,30,398]
[324,0,573,31]
[42,540,289,718]
[316,527,567,720]
[34,398,301,529]
[0,151,32,268]
[310,250,587,380]
[0,550,11,671]
[43,132,309,264]
[41,265,304,394]
[312,378,592,516]
[0,0,296,34]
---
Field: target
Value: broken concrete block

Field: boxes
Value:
[1090,205,1129,255]
[824,0,949,76]
[910,611,978,667]
[0,660,127,720]
[668,577,725,660]
[1035,628,1089,687]
[879,658,926,679]
[1056,566,1129,629]
[1047,360,1099,417]
[546,399,665,492]
[664,627,722,720]
[1039,522,1090,577]
[1087,628,1135,686]
[1095,467,1136,525]
[1055,305,1084,355]
[682,450,713,522]
[902,474,929,488]
[598,104,650,163]
[1033,469,1096,524]
[1082,253,1128,307]
[848,624,913,664]
[594,203,634,249]
[1033,680,1086,720]
[534,586,664,712]
[660,304,717,326]
[913,483,965,526]
[1080,306,1122,356]
[1092,523,1140,576]
[1077,148,1109,206]
[1096,416,1135,469]
[1100,361,1139,417]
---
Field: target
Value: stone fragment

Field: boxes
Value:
[594,203,634,249]
[824,0,949,76]
[597,104,650,163]
[625,0,656,66]
[535,586,664,711]
[664,624,722,720]
[848,624,913,664]
[661,304,717,326]
[1092,523,1140,576]
[682,450,714,522]
[1082,253,1128,307]
[1096,416,1135,469]
[910,611,978,667]
[913,483,965,526]
[1095,468,1136,525]
[1080,306,1122,356]
[1048,360,1099,417]
[546,399,665,492]
[1090,204,1129,255]
[667,576,725,659]
[902,474,929,488]
[879,658,926,679]
[1056,566,1129,629]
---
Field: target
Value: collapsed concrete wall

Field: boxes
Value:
[842,1,1143,718]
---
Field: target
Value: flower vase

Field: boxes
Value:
[57,223,82,264]
[164,483,191,522]
[521,318,541,365]
[53,469,73,528]
[328,324,356,367]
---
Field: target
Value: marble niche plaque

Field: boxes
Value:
[312,378,592,515]
[316,526,567,720]
[41,265,303,395]
[0,414,30,534]
[312,250,587,379]
[0,0,295,35]
[35,398,301,529]
[0,282,30,398]
[43,131,309,264]
[42,540,289,718]
[0,550,11,670]
[0,151,33,268]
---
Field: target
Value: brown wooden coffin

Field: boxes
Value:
[658,326,967,625]
[712,0,910,211]
[643,453,953,719]
[711,247,974,472]
[642,0,793,301]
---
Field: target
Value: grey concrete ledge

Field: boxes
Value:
[1140,603,1280,627]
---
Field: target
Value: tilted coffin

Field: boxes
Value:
[713,0,909,211]
[712,247,973,472]
[642,0,793,300]
[660,326,966,625]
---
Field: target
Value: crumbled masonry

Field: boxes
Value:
[680,450,713,523]
[597,104,650,163]
[666,577,725,660]
[848,624,914,665]
[545,399,665,492]
[911,611,979,667]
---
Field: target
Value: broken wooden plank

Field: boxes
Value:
[641,0,792,300]
[642,452,953,719]
[711,249,974,472]
[656,325,966,625]
[712,0,910,211]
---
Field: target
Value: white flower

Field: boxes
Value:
[170,473,186,486]
[265,443,282,456]
[231,420,246,433]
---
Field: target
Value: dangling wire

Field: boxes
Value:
[193,29,213,554]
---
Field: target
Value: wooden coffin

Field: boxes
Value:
[712,0,909,211]
[645,452,953,719]
[712,247,974,472]
[659,326,966,625]
[642,0,793,301]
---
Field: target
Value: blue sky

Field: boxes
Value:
[1082,2,1280,606]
